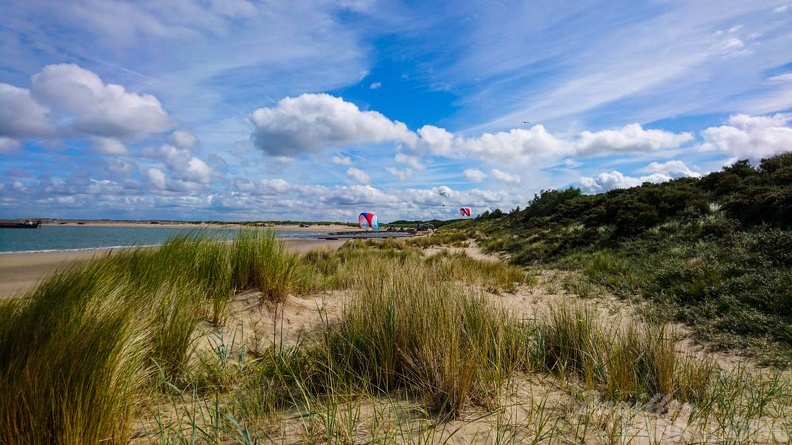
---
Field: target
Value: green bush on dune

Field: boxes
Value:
[449,153,792,366]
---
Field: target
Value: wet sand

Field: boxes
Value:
[0,237,348,299]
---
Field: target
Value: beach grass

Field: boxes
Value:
[1,231,790,443]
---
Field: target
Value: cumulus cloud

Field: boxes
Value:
[31,64,173,140]
[416,125,454,156]
[579,160,700,194]
[700,113,792,159]
[332,155,354,166]
[249,94,417,157]
[332,185,398,207]
[346,167,371,185]
[464,168,487,182]
[575,124,693,156]
[170,130,199,150]
[247,96,697,170]
[0,137,21,153]
[147,168,168,190]
[490,169,521,184]
[394,152,424,170]
[91,137,128,155]
[254,178,292,195]
[580,171,649,194]
[103,158,137,177]
[416,125,572,165]
[181,158,214,184]
[141,144,214,184]
[0,83,55,138]
[640,160,701,177]
[386,167,412,180]
[417,123,692,165]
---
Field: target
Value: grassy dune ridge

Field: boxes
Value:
[446,153,792,367]
[0,231,790,443]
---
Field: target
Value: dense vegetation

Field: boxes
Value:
[445,153,792,366]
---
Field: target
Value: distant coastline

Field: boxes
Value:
[4,219,359,231]
[0,222,366,256]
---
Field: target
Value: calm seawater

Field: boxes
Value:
[0,226,331,254]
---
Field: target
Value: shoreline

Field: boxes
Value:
[0,220,362,235]
[26,221,360,230]
[0,237,349,299]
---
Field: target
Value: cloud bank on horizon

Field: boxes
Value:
[1,0,791,222]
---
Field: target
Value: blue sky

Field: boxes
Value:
[1,0,791,223]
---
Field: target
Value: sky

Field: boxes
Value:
[1,0,792,223]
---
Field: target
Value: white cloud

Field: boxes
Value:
[103,158,137,177]
[142,144,214,184]
[170,130,199,150]
[370,82,382,89]
[0,136,21,153]
[640,160,701,177]
[580,171,654,194]
[246,95,696,171]
[416,125,454,155]
[438,185,452,198]
[0,83,55,138]
[386,167,412,180]
[575,124,693,156]
[147,168,168,190]
[768,73,792,83]
[715,37,749,57]
[421,125,571,165]
[774,3,791,13]
[346,167,371,185]
[91,137,128,155]
[249,94,417,157]
[394,152,424,170]
[255,179,292,195]
[463,168,487,182]
[332,155,354,166]
[699,113,792,159]
[182,158,213,183]
[579,160,701,194]
[31,64,173,140]
[490,168,521,184]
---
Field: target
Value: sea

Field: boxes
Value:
[0,225,408,254]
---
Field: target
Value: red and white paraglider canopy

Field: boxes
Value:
[358,212,379,231]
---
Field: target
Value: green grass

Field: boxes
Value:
[550,233,792,367]
[2,231,790,443]
[314,261,527,417]
[0,229,305,444]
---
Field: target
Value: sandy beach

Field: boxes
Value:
[0,223,354,299]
